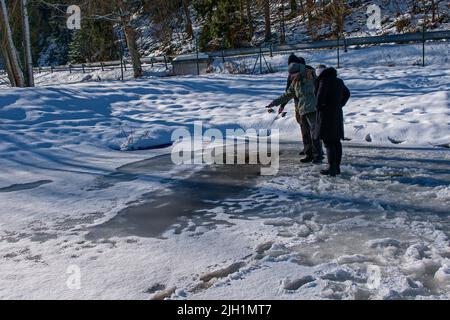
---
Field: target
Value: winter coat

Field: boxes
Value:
[271,63,317,116]
[314,67,351,142]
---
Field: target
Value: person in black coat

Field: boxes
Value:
[314,66,351,176]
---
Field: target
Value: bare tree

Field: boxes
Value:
[246,0,253,41]
[289,0,297,13]
[279,0,286,44]
[182,0,193,38]
[116,0,142,78]
[263,0,271,42]
[21,0,34,87]
[322,0,350,36]
[0,0,25,87]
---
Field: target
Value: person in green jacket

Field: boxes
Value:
[266,62,323,163]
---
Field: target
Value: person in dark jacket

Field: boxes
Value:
[278,54,324,161]
[314,65,351,176]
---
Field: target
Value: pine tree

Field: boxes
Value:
[68,30,84,64]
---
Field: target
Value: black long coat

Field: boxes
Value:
[314,68,351,143]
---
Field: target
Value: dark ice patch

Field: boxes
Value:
[0,180,53,193]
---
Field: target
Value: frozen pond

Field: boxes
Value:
[85,143,450,299]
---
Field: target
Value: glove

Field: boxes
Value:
[266,103,275,113]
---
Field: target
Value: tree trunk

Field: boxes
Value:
[0,41,14,86]
[0,0,25,87]
[290,0,297,13]
[21,0,34,87]
[264,0,271,42]
[280,0,286,45]
[431,0,436,22]
[305,0,313,34]
[238,0,244,24]
[182,0,193,38]
[123,25,143,78]
[298,0,304,20]
[246,0,253,41]
[116,0,142,78]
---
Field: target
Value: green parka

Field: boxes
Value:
[271,64,317,116]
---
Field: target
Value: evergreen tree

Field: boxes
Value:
[68,30,84,64]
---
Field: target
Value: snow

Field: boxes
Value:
[133,0,449,57]
[173,53,210,62]
[0,42,449,300]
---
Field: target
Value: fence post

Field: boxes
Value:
[337,34,341,69]
[51,66,54,73]
[82,64,85,73]
[69,65,72,74]
[270,43,273,58]
[196,37,200,76]
[422,25,426,67]
[101,62,104,71]
[260,47,263,74]
[163,56,168,70]
[221,38,225,63]
[120,55,124,81]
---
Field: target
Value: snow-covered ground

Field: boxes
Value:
[0,43,449,299]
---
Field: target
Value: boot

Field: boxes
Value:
[299,150,306,156]
[320,164,338,177]
[300,156,314,163]
[312,158,323,164]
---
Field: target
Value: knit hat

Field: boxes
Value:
[288,63,301,74]
[288,54,306,66]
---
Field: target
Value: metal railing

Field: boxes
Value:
[32,56,169,75]
[0,30,449,80]
[209,30,450,58]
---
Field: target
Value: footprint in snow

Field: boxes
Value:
[283,276,316,291]
[388,137,406,145]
